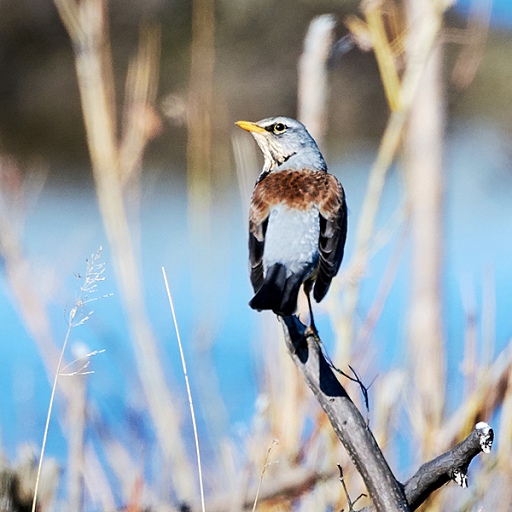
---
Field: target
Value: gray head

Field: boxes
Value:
[236,116,327,175]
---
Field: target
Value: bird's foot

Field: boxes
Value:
[304,322,320,343]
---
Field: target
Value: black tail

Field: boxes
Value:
[249,263,304,316]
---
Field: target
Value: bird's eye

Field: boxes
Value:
[273,123,287,134]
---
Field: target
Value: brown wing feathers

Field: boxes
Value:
[249,170,346,304]
[315,175,347,302]
[314,203,347,301]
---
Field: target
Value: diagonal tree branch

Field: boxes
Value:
[279,316,494,512]
[403,422,493,510]
[359,422,494,512]
[280,316,410,512]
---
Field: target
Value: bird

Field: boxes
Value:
[236,116,347,329]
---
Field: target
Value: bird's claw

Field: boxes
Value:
[304,323,320,342]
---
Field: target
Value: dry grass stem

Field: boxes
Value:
[297,14,336,147]
[120,24,162,184]
[162,267,206,512]
[356,220,408,347]
[187,0,215,235]
[0,159,63,378]
[460,276,478,396]
[481,266,496,366]
[333,0,445,362]
[31,316,74,512]
[450,0,492,88]
[442,342,512,449]
[53,0,196,498]
[363,3,401,111]
[405,0,446,454]
[252,439,279,512]
[203,466,334,512]
[83,443,117,510]
[32,249,106,512]
[1,1,506,510]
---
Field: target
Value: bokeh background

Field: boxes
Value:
[0,0,511,510]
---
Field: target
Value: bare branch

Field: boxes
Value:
[279,316,494,511]
[356,423,493,512]
[359,422,493,511]
[402,422,493,510]
[280,316,410,512]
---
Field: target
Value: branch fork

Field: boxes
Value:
[280,316,493,511]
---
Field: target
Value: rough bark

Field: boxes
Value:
[279,316,494,512]
[280,316,410,512]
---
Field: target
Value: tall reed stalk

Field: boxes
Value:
[404,0,446,458]
[53,0,195,501]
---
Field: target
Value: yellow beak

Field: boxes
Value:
[235,120,267,134]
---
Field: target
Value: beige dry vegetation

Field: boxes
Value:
[0,0,511,511]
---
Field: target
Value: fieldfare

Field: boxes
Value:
[236,116,347,327]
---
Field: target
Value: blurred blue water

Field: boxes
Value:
[0,121,511,496]
[456,0,512,29]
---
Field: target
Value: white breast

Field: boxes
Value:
[264,204,320,276]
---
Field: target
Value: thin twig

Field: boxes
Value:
[338,465,366,511]
[252,439,279,512]
[162,267,206,512]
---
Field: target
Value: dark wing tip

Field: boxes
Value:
[314,181,348,302]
